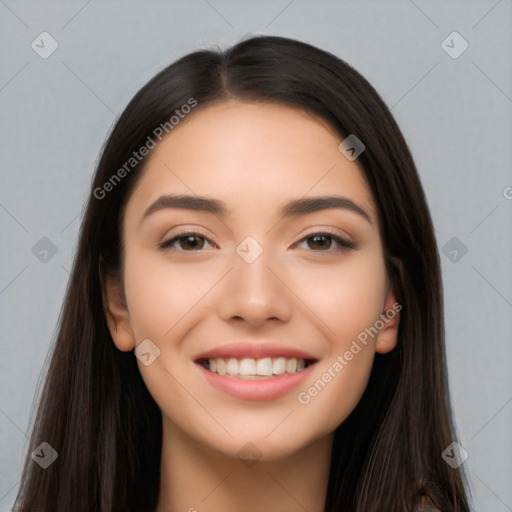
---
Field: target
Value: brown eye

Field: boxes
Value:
[177,234,206,250]
[307,234,333,250]
[159,232,216,251]
[295,232,356,252]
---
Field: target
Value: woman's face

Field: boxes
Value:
[105,100,399,461]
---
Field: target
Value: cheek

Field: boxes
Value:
[288,251,388,349]
[289,252,387,428]
[121,249,211,341]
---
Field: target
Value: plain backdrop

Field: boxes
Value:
[1,1,511,510]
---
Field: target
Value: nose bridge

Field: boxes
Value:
[217,239,292,325]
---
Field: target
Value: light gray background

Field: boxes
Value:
[1,1,511,510]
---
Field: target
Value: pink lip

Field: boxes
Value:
[194,342,318,362]
[196,363,316,401]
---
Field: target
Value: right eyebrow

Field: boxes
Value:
[140,194,230,225]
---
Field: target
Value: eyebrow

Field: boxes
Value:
[281,195,372,223]
[140,194,372,224]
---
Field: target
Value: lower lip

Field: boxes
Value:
[197,364,315,401]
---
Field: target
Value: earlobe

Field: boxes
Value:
[375,288,401,355]
[101,271,136,352]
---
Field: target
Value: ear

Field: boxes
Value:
[101,270,136,352]
[375,286,401,355]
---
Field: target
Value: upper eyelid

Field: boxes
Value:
[159,231,217,249]
[158,226,214,243]
[293,231,355,250]
[294,226,354,244]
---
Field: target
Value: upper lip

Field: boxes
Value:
[194,342,319,362]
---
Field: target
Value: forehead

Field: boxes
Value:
[125,100,377,222]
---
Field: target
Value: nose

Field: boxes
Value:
[216,250,293,327]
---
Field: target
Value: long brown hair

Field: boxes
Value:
[13,35,471,511]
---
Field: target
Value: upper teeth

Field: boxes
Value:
[206,357,306,377]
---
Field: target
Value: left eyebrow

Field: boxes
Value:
[279,195,372,224]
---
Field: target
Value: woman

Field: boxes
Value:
[13,35,470,511]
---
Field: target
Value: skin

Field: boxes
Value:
[104,100,400,512]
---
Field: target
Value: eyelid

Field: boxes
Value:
[158,230,218,250]
[157,223,216,244]
[294,227,356,249]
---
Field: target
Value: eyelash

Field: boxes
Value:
[158,230,356,253]
[294,231,356,252]
[158,232,219,251]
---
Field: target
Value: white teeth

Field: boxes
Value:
[216,358,226,376]
[286,358,297,373]
[256,357,273,376]
[239,358,256,376]
[226,358,239,376]
[202,356,310,377]
[273,357,286,375]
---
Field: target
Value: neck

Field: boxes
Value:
[156,417,333,512]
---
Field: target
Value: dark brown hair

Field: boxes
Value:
[14,35,471,511]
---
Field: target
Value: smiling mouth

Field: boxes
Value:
[196,356,316,379]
